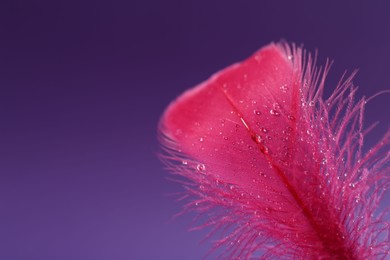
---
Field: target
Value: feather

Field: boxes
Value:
[158,42,390,259]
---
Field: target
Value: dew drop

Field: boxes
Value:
[355,195,361,203]
[270,109,280,116]
[196,163,206,172]
[309,101,315,106]
[254,110,262,116]
[254,134,263,143]
[261,127,268,133]
[273,103,281,109]
[288,115,295,120]
[199,137,204,142]
[280,84,288,93]
[182,161,188,165]
[223,136,229,140]
[261,146,269,154]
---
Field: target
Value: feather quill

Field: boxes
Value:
[158,43,390,259]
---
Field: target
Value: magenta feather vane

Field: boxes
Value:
[158,42,390,259]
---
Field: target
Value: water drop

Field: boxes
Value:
[355,195,361,203]
[254,110,262,116]
[182,161,188,165]
[309,101,315,106]
[288,115,295,120]
[280,84,288,93]
[196,163,206,172]
[199,137,204,142]
[223,136,229,140]
[273,103,281,109]
[254,134,263,143]
[270,109,280,116]
[261,146,269,154]
[261,127,268,133]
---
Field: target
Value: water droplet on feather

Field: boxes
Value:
[280,84,288,92]
[196,163,206,172]
[270,109,280,116]
[254,110,262,115]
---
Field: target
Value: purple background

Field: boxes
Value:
[0,1,389,259]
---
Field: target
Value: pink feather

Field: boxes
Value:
[158,42,390,259]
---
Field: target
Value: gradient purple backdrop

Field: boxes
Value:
[0,1,389,259]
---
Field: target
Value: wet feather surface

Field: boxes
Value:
[159,43,390,259]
